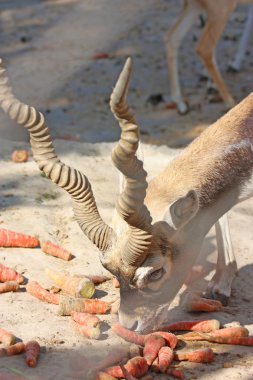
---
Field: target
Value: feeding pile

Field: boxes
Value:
[1,227,253,379]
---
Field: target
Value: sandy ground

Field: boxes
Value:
[0,1,253,379]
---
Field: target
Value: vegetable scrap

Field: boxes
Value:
[11,150,29,163]
[0,228,40,248]
[0,264,24,284]
[25,340,40,367]
[46,268,95,298]
[41,241,73,261]
[26,281,60,304]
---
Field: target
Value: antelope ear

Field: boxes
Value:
[164,190,199,229]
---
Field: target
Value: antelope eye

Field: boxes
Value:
[149,268,164,281]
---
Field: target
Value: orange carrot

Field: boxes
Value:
[26,281,60,304]
[150,332,178,349]
[83,299,111,314]
[11,150,29,163]
[143,335,166,366]
[210,326,249,339]
[85,275,110,285]
[0,264,24,284]
[210,336,253,345]
[46,268,95,298]
[112,323,145,346]
[179,326,249,344]
[96,373,118,380]
[112,278,120,288]
[71,311,100,327]
[0,281,19,293]
[166,368,184,379]
[174,348,214,363]
[25,340,40,367]
[0,328,16,346]
[58,295,110,315]
[3,342,25,356]
[41,241,73,261]
[158,346,174,373]
[104,357,148,378]
[71,320,101,340]
[185,293,222,312]
[160,319,220,333]
[0,228,40,248]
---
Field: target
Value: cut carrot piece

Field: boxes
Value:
[4,342,25,356]
[71,311,100,327]
[112,323,145,346]
[0,264,24,284]
[0,281,19,293]
[185,293,222,312]
[58,295,110,315]
[71,320,101,340]
[143,335,166,366]
[160,319,220,333]
[149,332,178,349]
[0,228,40,248]
[46,268,95,298]
[26,281,60,304]
[104,357,148,378]
[174,348,214,363]
[41,241,73,261]
[25,340,40,367]
[0,328,16,346]
[158,346,174,373]
[11,150,29,163]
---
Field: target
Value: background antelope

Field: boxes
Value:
[0,58,252,332]
[165,0,253,114]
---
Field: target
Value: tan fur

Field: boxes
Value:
[146,93,253,218]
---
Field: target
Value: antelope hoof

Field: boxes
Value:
[227,63,240,74]
[225,97,236,109]
[176,101,189,115]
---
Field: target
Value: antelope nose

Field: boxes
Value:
[118,312,138,331]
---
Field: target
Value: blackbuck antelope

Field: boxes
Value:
[0,58,253,332]
[165,0,253,114]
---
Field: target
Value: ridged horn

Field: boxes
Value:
[0,59,114,252]
[110,57,152,266]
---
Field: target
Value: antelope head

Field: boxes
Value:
[0,58,201,332]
